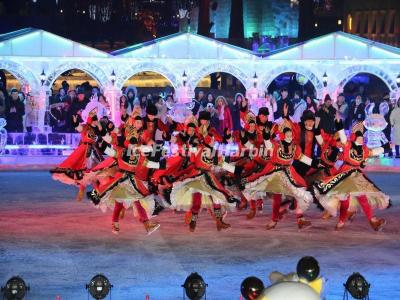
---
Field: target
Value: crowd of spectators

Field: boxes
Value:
[1,79,400,158]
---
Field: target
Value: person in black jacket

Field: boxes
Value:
[316,94,337,135]
[275,88,294,120]
[5,88,25,132]
[348,95,366,127]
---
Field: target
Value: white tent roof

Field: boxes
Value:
[0,28,110,58]
[266,31,400,60]
[111,32,256,59]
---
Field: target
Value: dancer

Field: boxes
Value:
[241,106,319,230]
[170,134,241,232]
[50,101,105,200]
[245,107,278,219]
[87,115,162,235]
[313,122,390,231]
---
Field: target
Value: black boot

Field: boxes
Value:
[214,209,231,231]
[189,213,198,232]
[152,200,165,216]
[87,190,100,205]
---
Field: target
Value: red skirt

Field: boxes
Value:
[50,143,103,185]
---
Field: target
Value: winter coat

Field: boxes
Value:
[5,98,25,132]
[390,107,400,145]
[25,100,37,128]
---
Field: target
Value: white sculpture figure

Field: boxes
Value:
[0,118,7,154]
[167,86,194,123]
[363,114,388,149]
[257,281,321,300]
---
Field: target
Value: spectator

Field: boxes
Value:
[25,93,37,133]
[139,94,147,112]
[97,94,110,118]
[390,98,400,158]
[154,96,168,122]
[0,90,6,118]
[63,96,73,132]
[50,102,67,133]
[51,88,66,105]
[335,93,349,128]
[5,88,25,132]
[146,93,153,104]
[265,94,277,122]
[201,93,215,110]
[119,95,129,122]
[305,95,318,114]
[382,95,393,156]
[292,90,307,123]
[215,96,233,135]
[61,80,69,94]
[275,88,294,120]
[348,95,366,126]
[206,103,219,130]
[316,94,337,134]
[67,89,77,103]
[239,97,249,128]
[197,90,205,106]
[229,93,242,131]
[67,87,89,130]
[126,87,136,114]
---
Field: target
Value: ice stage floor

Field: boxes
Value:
[0,172,399,299]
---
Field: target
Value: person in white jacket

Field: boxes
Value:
[265,93,277,122]
[292,91,307,123]
[390,98,400,158]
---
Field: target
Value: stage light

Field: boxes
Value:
[1,276,29,300]
[110,70,116,86]
[315,22,318,28]
[322,72,328,87]
[182,272,207,300]
[296,256,320,282]
[240,276,264,300]
[86,274,113,300]
[343,272,370,300]
[40,69,46,86]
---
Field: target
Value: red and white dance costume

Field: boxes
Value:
[243,107,278,218]
[87,115,164,235]
[242,124,317,230]
[232,113,262,210]
[51,103,105,200]
[313,123,390,231]
[170,134,240,232]
[142,103,171,142]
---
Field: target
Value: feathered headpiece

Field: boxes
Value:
[81,101,98,123]
[350,121,365,141]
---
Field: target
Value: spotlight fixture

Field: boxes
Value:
[110,70,116,86]
[253,72,258,87]
[182,272,207,300]
[86,274,113,300]
[40,69,46,86]
[343,272,370,300]
[296,256,320,282]
[1,276,29,300]
[240,276,264,300]
[182,71,188,86]
[322,72,328,87]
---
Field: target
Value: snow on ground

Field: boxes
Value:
[0,171,399,299]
